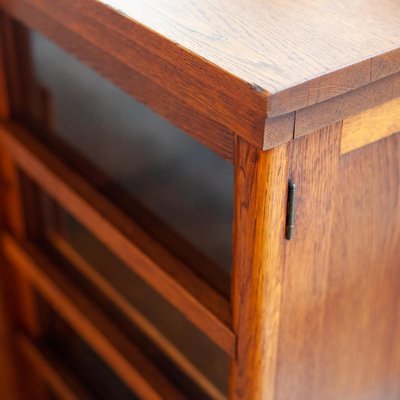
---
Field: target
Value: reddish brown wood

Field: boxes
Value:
[231,138,290,400]
[276,125,400,400]
[2,2,400,399]
[2,0,400,148]
[0,31,22,400]
[43,132,231,299]
[0,14,48,400]
[0,271,21,400]
[49,233,227,400]
[295,72,400,138]
[18,334,94,400]
[3,233,186,400]
[341,97,400,154]
[0,121,235,355]
[1,0,236,157]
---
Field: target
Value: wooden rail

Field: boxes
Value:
[17,334,94,400]
[2,232,185,399]
[49,233,227,400]
[0,121,235,355]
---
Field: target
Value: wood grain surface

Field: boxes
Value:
[49,233,227,400]
[295,72,400,138]
[231,138,290,400]
[0,121,235,355]
[2,0,400,148]
[276,125,400,399]
[341,97,400,154]
[3,233,186,400]
[92,0,400,115]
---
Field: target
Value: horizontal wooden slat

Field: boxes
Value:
[49,233,227,400]
[2,232,185,400]
[1,0,237,158]
[43,132,231,299]
[295,72,400,139]
[341,97,400,154]
[17,333,94,400]
[0,121,235,355]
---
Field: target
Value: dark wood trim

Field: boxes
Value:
[18,334,94,400]
[0,14,49,400]
[0,0,250,153]
[3,233,186,400]
[42,133,231,299]
[48,233,228,400]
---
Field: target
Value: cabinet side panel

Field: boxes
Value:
[277,125,400,399]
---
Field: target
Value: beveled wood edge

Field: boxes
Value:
[0,121,236,356]
[2,233,185,400]
[268,47,400,117]
[295,71,400,139]
[17,333,94,400]
[3,0,400,123]
[48,232,228,400]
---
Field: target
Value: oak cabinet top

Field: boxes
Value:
[98,0,400,116]
[2,0,400,151]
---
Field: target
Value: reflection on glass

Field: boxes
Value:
[31,31,233,272]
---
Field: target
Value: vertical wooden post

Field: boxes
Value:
[0,13,48,400]
[230,137,290,400]
[0,14,25,400]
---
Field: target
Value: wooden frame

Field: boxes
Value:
[0,121,234,355]
[1,3,400,400]
[0,14,49,400]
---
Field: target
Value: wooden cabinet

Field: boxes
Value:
[1,1,400,399]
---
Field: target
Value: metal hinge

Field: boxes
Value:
[285,180,296,240]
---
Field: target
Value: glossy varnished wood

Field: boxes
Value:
[231,138,290,400]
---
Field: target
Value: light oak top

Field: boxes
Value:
[99,0,400,116]
[3,0,400,150]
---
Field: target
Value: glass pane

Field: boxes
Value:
[37,295,138,400]
[30,30,233,275]
[41,206,230,398]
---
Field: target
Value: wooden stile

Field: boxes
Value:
[0,14,50,400]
